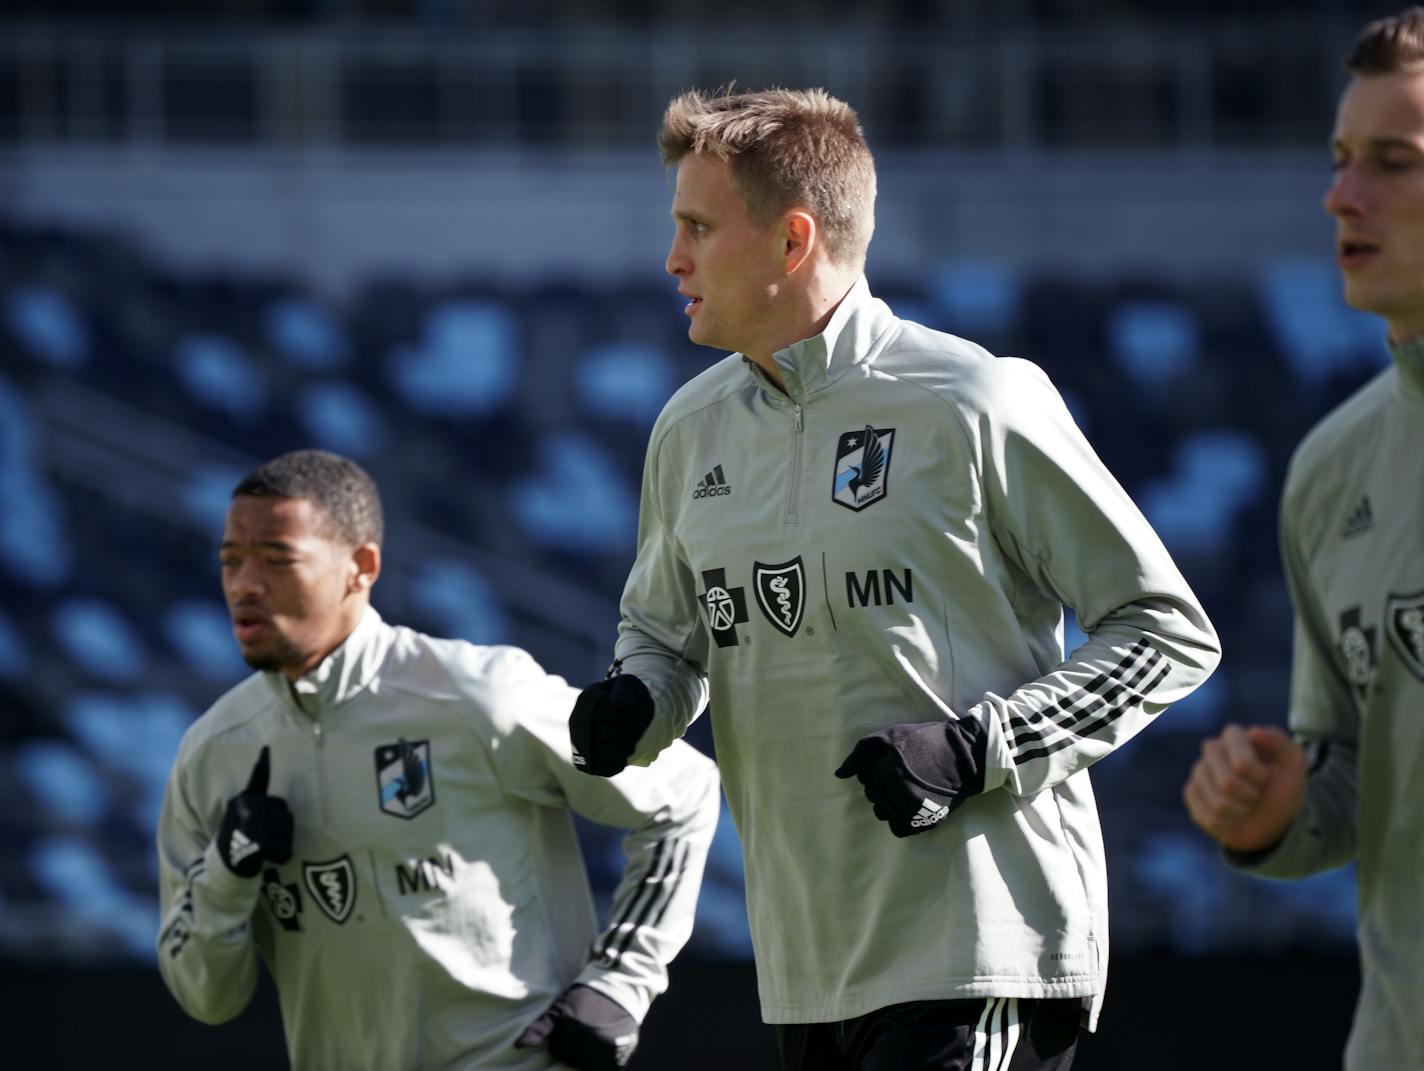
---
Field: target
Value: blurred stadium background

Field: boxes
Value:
[0,1,1392,1067]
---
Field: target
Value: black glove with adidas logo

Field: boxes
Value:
[514,983,639,1070]
[217,746,294,878]
[569,674,654,777]
[835,718,988,838]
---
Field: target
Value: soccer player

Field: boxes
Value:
[1183,10,1424,1069]
[156,449,719,1070]
[569,89,1221,1070]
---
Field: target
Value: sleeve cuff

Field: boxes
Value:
[573,968,653,1023]
[199,840,264,921]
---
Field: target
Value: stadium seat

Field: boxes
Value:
[173,332,270,423]
[928,260,1022,340]
[294,378,389,459]
[50,598,147,684]
[574,341,678,426]
[1259,259,1386,386]
[265,294,351,371]
[388,299,519,418]
[4,284,90,368]
[404,558,508,646]
[508,431,637,553]
[160,599,249,684]
[1107,298,1201,395]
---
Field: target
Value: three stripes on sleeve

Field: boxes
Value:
[591,839,694,968]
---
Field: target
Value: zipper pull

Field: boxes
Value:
[794,404,803,432]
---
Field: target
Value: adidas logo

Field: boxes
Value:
[692,465,732,499]
[910,798,949,829]
[1342,495,1373,538]
[229,829,260,864]
[572,747,587,768]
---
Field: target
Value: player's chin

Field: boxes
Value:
[1339,279,1392,317]
[239,637,295,674]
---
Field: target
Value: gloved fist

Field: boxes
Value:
[835,718,988,838]
[569,674,653,777]
[217,746,294,878]
[515,983,638,1070]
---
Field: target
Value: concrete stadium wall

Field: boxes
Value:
[0,146,1335,296]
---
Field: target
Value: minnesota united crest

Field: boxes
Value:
[833,425,895,511]
[375,738,436,820]
[1385,591,1424,681]
[754,557,806,637]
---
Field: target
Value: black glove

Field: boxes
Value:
[569,674,654,777]
[217,746,294,878]
[514,983,638,1070]
[835,718,988,838]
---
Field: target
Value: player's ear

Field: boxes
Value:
[783,210,816,273]
[350,543,381,594]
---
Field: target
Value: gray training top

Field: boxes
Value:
[1232,338,1424,1071]
[611,278,1221,1026]
[157,608,720,1071]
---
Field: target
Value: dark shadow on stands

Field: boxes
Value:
[2,954,1356,1070]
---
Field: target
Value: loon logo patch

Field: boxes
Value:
[833,425,895,511]
[1385,591,1424,681]
[304,856,357,924]
[754,557,806,637]
[375,738,435,820]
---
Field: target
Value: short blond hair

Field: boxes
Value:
[1347,6,1424,74]
[659,87,876,269]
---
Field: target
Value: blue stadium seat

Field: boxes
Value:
[928,261,1022,339]
[29,836,156,957]
[1259,260,1386,386]
[65,691,195,830]
[404,559,507,646]
[388,299,519,418]
[295,378,389,459]
[173,332,270,422]
[0,376,70,587]
[4,284,90,368]
[160,599,248,684]
[265,294,351,371]
[14,739,108,827]
[574,341,678,426]
[1139,429,1268,555]
[180,464,248,531]
[50,598,147,684]
[1107,298,1201,394]
[508,432,637,552]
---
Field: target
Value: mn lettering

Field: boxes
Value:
[846,569,914,608]
[395,852,456,895]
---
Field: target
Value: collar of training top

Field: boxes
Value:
[1388,333,1424,405]
[746,276,896,401]
[266,605,392,716]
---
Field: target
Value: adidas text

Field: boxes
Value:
[692,465,732,499]
[910,798,950,829]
